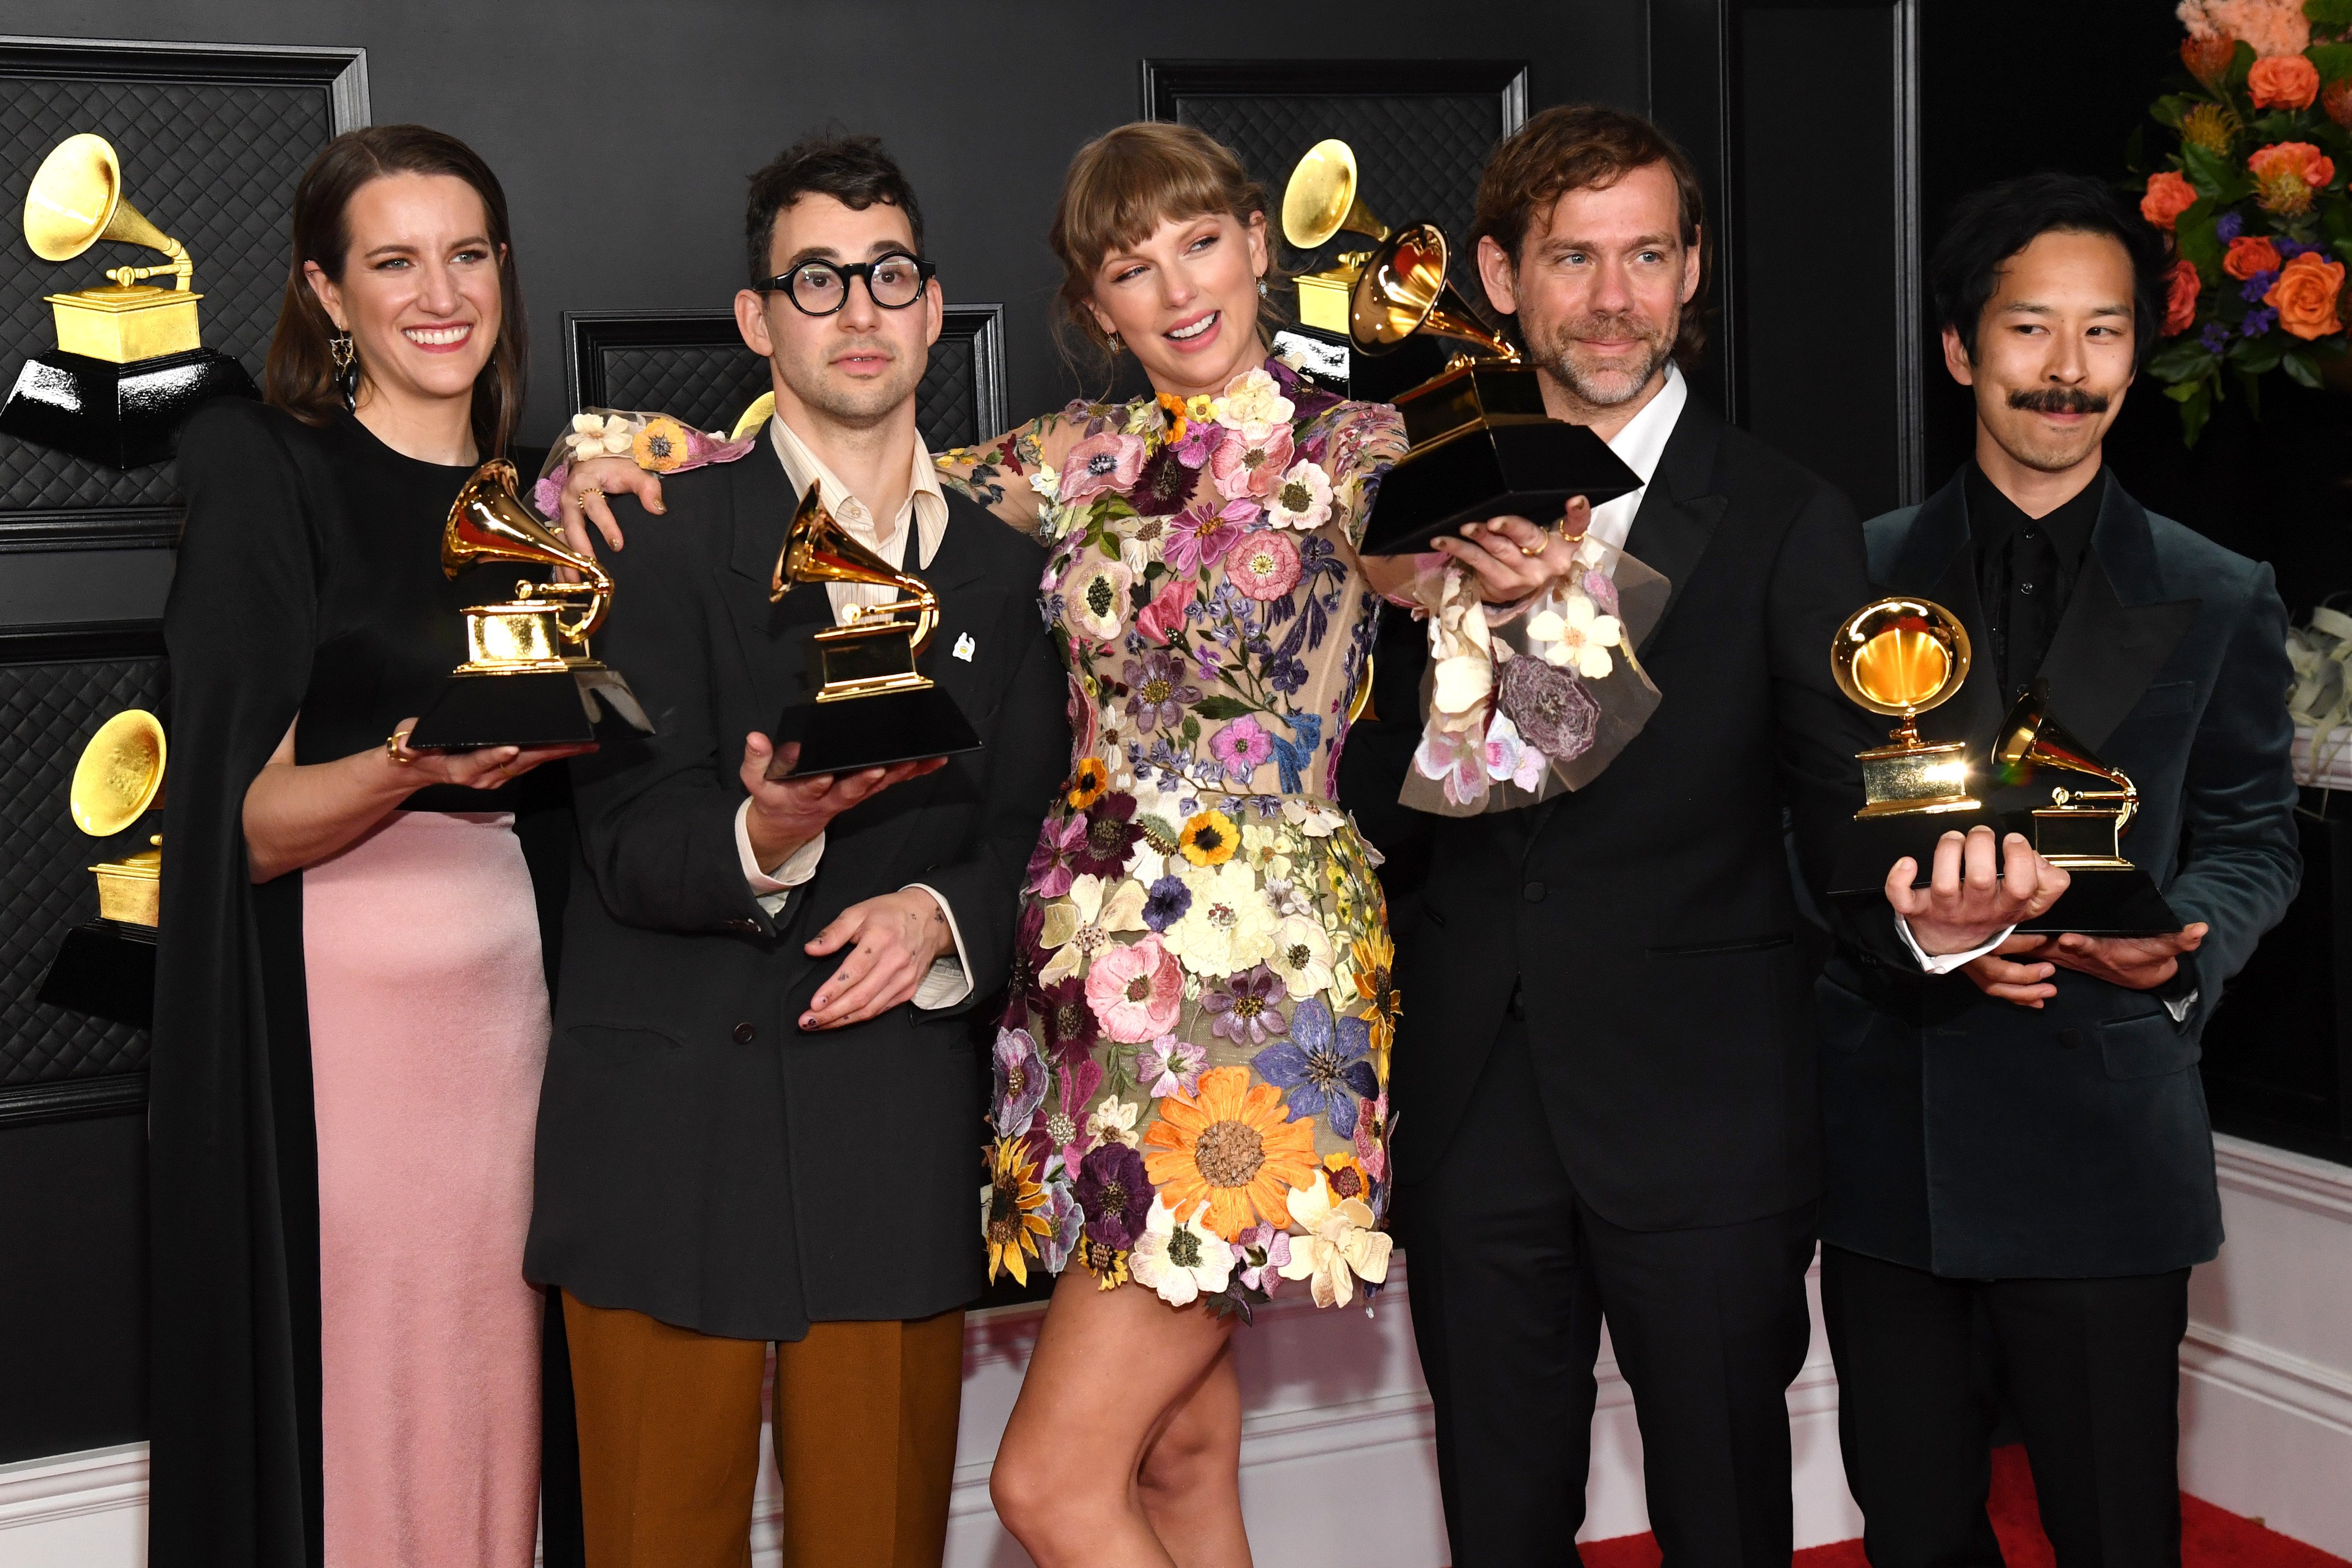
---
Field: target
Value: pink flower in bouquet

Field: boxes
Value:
[1085,932,1182,1043]
[2140,170,2197,231]
[1210,422,1294,502]
[1061,431,1147,504]
[2248,54,2320,110]
[2162,259,2202,336]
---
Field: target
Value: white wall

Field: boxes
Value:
[8,1138,2348,1568]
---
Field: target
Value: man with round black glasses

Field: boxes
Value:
[524,132,1067,1566]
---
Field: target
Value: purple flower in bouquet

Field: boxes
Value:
[1496,655,1603,762]
[2244,306,2280,337]
[2243,270,2281,304]
[2200,321,2233,353]
[2215,209,2243,242]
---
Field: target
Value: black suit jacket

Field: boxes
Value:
[524,450,1068,1340]
[1818,471,2300,1278]
[1363,394,1893,1230]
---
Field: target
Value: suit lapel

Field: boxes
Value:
[2032,479,2201,752]
[1621,398,1729,654]
[1882,473,2004,752]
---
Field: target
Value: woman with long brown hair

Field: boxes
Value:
[153,124,582,1567]
[557,120,1581,1566]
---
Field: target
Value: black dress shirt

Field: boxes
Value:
[1964,463,2104,702]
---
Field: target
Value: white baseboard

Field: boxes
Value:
[0,1443,147,1567]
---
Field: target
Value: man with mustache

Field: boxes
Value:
[1815,173,2298,1566]
[1351,105,2043,1564]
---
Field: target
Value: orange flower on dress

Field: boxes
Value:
[2264,253,2348,340]
[1067,756,1110,810]
[2223,235,2284,281]
[1156,391,1188,448]
[2162,260,2202,336]
[983,1137,1053,1286]
[632,415,694,472]
[2140,170,2198,231]
[2248,54,2320,110]
[1348,927,1402,1074]
[1144,1066,1320,1241]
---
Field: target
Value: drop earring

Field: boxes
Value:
[1104,329,1122,352]
[1257,276,1269,297]
[330,330,358,411]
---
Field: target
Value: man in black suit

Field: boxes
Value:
[1817,173,2299,1567]
[1351,104,2000,1566]
[524,135,1066,1566]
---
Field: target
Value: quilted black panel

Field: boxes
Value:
[0,73,337,512]
[1175,94,1507,275]
[585,321,992,451]
[1,648,168,1085]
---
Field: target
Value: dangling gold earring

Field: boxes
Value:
[1104,329,1122,352]
[330,329,358,411]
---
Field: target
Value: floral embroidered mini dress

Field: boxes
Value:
[940,357,1407,1317]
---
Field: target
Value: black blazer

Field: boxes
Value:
[1362,395,1894,1230]
[524,450,1069,1340]
[1818,471,2300,1279]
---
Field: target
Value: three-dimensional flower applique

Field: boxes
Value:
[1084,930,1184,1042]
[1129,1197,1238,1306]
[1202,963,1290,1047]
[1253,997,1380,1136]
[1065,558,1133,642]
[991,1026,1050,1135]
[1264,460,1335,531]
[1164,858,1282,977]
[1226,530,1303,601]
[1214,366,1296,440]
[1060,431,1149,504]
[1266,913,1337,1001]
[1085,1093,1142,1151]
[1279,1172,1393,1308]
[1140,1031,1207,1098]
[1143,1065,1320,1240]
[1529,590,1622,679]
[983,1136,1054,1285]
[1231,1220,1293,1295]
[1038,873,1148,984]
[1025,814,1088,899]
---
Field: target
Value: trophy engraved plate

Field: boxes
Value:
[766,487,983,779]
[0,133,255,469]
[38,707,166,1027]
[403,460,654,750]
[1832,598,1980,818]
[1993,680,2180,936]
[1321,193,1638,553]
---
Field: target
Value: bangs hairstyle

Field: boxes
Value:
[1049,122,1284,365]
[1469,104,1711,365]
[1929,171,2168,371]
[263,124,526,456]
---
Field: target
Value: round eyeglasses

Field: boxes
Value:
[758,253,937,316]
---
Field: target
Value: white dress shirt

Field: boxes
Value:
[729,412,971,1010]
[1585,360,1690,558]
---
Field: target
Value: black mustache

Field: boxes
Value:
[2009,386,2109,414]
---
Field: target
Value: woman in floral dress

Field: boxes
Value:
[551,122,1576,1568]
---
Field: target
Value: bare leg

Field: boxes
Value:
[991,1270,1242,1568]
[1139,1342,1249,1568]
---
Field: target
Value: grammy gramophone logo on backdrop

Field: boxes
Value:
[0,132,256,469]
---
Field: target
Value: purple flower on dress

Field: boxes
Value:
[2215,210,2243,242]
[2242,270,2280,304]
[1203,964,1289,1046]
[1497,655,1603,762]
[1580,568,1620,617]
[1131,445,1192,516]
[1140,1032,1207,1098]
[1165,502,1248,577]
[1209,715,1276,781]
[1035,977,1099,1065]
[1025,813,1087,898]
[1037,1179,1081,1274]
[1142,875,1192,932]
[1004,900,1049,1026]
[1074,1141,1153,1250]
[1231,1221,1292,1294]
[1253,997,1380,1137]
[1070,792,1143,878]
[1124,650,1200,733]
[992,1027,1050,1135]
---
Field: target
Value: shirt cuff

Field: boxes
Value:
[904,882,973,1010]
[2164,990,2199,1024]
[735,800,824,916]
[1897,913,2015,974]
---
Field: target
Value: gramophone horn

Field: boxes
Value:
[23,133,189,282]
[1347,222,1519,361]
[70,709,166,837]
[771,488,940,654]
[1282,139,1389,251]
[1992,680,2139,833]
[444,460,613,640]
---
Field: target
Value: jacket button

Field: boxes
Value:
[1523,880,1546,903]
[732,1021,757,1044]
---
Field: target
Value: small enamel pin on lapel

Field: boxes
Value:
[953,632,976,662]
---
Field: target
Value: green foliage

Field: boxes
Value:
[2151,94,2195,129]
[2281,347,2325,388]
[2164,375,2214,445]
[2149,337,2222,381]
[1192,694,1253,721]
[2181,142,2255,204]
[2228,39,2256,88]
[2233,334,2287,374]
[2307,0,2352,32]
[2311,41,2352,78]
[2176,207,2225,273]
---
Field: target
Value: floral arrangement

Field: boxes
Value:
[2141,0,2352,440]
[965,361,1401,1318]
[533,409,758,515]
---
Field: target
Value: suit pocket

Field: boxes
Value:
[2099,1010,2199,1080]
[1814,973,1888,1055]
[565,1023,684,1056]
[2134,680,2198,719]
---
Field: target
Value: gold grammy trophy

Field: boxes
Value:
[1286,137,1639,552]
[1832,598,1981,819]
[402,460,654,749]
[36,708,167,1028]
[763,488,983,778]
[1992,678,2181,935]
[0,132,256,468]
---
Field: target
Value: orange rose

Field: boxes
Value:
[2248,54,2321,110]
[2223,234,2284,280]
[2247,141,2336,190]
[2140,170,2199,230]
[2264,252,2347,340]
[2163,259,2202,335]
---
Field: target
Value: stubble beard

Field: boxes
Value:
[779,337,925,430]
[1524,307,1679,411]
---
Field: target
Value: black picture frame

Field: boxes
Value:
[1139,57,1529,128]
[0,35,370,553]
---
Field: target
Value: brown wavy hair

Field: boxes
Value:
[1469,105,1712,366]
[262,124,526,456]
[1048,122,1286,370]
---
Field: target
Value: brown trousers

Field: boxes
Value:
[561,1292,965,1568]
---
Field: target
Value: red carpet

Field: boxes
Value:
[1574,1445,2350,1567]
